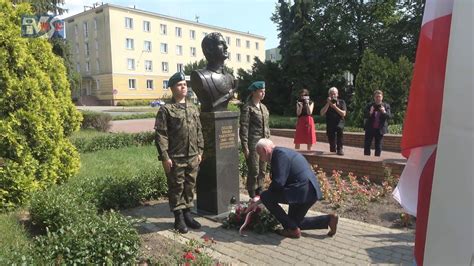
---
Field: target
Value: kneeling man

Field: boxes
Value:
[256,138,338,238]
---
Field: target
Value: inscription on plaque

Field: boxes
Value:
[219,125,235,149]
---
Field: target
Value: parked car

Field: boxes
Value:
[150,100,165,107]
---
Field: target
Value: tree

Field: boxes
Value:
[12,0,67,15]
[271,0,423,111]
[236,58,291,115]
[351,49,413,127]
[0,1,82,210]
[13,0,81,100]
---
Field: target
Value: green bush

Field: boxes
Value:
[112,112,156,120]
[29,186,96,232]
[80,110,112,132]
[70,131,155,153]
[0,1,82,210]
[74,171,167,211]
[34,211,140,265]
[116,99,151,106]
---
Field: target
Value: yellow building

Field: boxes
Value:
[65,3,265,105]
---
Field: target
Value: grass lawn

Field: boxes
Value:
[75,145,159,179]
[0,212,33,262]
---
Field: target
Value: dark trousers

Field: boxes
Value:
[326,127,344,152]
[260,186,330,230]
[364,128,383,156]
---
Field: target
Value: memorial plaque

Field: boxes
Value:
[196,111,240,215]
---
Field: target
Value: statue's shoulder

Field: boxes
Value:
[191,69,210,78]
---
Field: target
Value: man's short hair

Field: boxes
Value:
[374,90,383,96]
[328,87,338,94]
[201,32,223,59]
[256,138,274,151]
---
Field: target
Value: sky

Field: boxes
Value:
[60,0,281,49]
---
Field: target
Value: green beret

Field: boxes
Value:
[168,72,186,88]
[248,81,265,91]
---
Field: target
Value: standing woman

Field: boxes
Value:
[294,89,316,150]
[239,81,270,198]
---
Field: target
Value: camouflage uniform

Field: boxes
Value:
[155,101,204,212]
[239,101,270,195]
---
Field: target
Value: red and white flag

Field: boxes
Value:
[393,0,473,265]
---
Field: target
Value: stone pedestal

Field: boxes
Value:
[196,111,240,215]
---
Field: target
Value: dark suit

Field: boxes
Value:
[363,102,391,156]
[260,147,330,230]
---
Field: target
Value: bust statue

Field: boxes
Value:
[191,32,236,112]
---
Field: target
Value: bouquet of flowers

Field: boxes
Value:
[222,197,279,235]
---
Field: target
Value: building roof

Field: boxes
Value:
[65,3,266,40]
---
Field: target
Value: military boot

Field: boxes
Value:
[183,208,201,229]
[173,210,188,234]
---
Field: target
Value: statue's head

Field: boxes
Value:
[202,32,228,63]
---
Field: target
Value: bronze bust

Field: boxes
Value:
[191,32,236,112]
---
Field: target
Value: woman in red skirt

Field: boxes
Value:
[294,89,316,150]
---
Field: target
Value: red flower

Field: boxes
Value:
[183,251,195,261]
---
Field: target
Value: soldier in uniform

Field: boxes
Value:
[154,72,204,234]
[239,81,270,198]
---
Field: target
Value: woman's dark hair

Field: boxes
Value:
[299,89,309,96]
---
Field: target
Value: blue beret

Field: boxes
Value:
[168,72,186,88]
[248,81,265,91]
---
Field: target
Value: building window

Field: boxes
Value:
[226,36,231,45]
[125,17,133,29]
[145,60,153,71]
[162,62,169,72]
[176,45,182,55]
[75,43,79,54]
[160,24,167,35]
[190,30,195,40]
[162,80,169,89]
[177,63,183,72]
[127,58,135,70]
[126,38,134,50]
[95,39,99,50]
[146,79,154,90]
[83,22,88,38]
[83,22,89,37]
[144,41,152,52]
[237,53,241,62]
[236,38,241,47]
[96,79,100,91]
[84,42,89,57]
[128,79,136,89]
[96,59,100,72]
[143,21,150,32]
[76,63,80,72]
[160,43,168,53]
[74,24,78,35]
[85,61,90,72]
[175,27,182,37]
[246,40,250,48]
[202,32,207,38]
[255,42,259,50]
[246,55,250,63]
[93,18,97,31]
[190,47,196,57]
